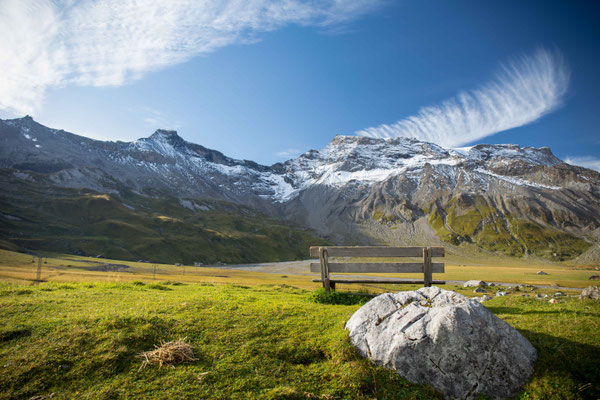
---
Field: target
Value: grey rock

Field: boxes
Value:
[464,280,487,287]
[473,295,493,303]
[536,271,549,275]
[580,286,600,300]
[496,291,507,297]
[554,291,565,298]
[588,275,600,281]
[473,287,487,293]
[517,284,534,292]
[345,287,537,399]
[535,294,544,299]
[521,293,530,297]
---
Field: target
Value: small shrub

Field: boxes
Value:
[309,288,370,305]
[131,280,146,286]
[147,284,172,291]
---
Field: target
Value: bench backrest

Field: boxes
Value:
[309,246,445,289]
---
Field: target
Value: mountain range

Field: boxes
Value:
[1,116,599,264]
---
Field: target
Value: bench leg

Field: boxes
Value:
[423,247,432,287]
[319,247,332,292]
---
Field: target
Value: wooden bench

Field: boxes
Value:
[309,246,445,291]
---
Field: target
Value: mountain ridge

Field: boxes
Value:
[1,116,599,263]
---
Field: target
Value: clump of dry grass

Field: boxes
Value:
[139,337,196,370]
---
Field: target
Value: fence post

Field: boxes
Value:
[35,256,42,284]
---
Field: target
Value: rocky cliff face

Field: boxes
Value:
[2,116,599,261]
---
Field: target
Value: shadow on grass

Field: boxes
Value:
[485,305,600,318]
[517,329,600,400]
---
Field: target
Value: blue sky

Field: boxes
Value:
[1,0,599,169]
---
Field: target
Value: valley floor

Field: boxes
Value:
[0,249,595,290]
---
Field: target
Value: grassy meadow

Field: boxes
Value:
[0,249,596,290]
[0,248,599,399]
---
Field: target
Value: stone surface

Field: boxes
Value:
[473,287,487,293]
[536,271,549,275]
[549,298,559,304]
[345,287,537,399]
[473,295,493,303]
[580,286,600,300]
[496,291,507,297]
[464,280,487,287]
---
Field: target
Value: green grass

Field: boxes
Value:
[0,281,598,399]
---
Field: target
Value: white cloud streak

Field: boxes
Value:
[356,49,570,148]
[0,0,383,115]
[564,156,600,172]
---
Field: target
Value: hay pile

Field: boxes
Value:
[139,337,196,370]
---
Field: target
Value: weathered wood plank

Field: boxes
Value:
[423,247,432,287]
[319,247,331,292]
[312,278,447,285]
[309,262,445,273]
[309,246,445,258]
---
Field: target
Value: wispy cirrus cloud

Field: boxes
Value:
[0,0,384,115]
[356,49,570,148]
[564,156,600,172]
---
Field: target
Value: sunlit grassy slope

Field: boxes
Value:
[0,281,598,399]
[0,171,330,264]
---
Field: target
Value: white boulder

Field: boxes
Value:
[580,286,600,300]
[345,287,537,399]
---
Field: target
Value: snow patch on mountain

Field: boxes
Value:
[474,168,561,190]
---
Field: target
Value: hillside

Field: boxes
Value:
[1,116,599,263]
[0,172,329,264]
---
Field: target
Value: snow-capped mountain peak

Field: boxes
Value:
[1,116,599,261]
